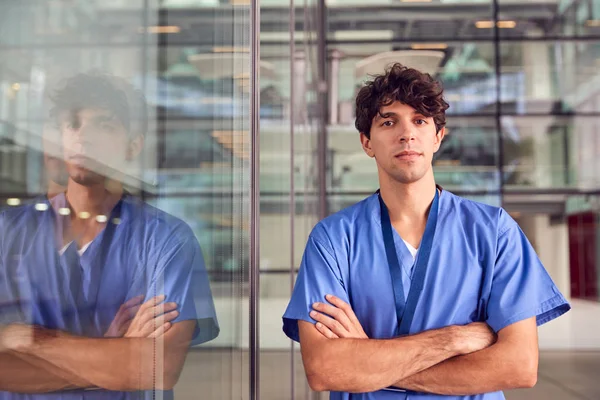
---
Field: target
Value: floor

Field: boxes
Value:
[174,350,600,399]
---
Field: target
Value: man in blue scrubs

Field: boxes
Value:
[0,73,219,398]
[283,63,570,399]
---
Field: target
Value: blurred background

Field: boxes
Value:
[0,0,599,399]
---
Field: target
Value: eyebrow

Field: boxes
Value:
[375,112,399,121]
[90,114,118,124]
[376,111,428,120]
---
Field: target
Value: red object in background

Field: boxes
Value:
[568,212,598,300]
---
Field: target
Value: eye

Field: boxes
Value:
[415,119,427,125]
[381,120,395,127]
[100,123,117,132]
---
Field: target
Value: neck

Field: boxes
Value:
[66,179,123,217]
[47,182,66,199]
[379,170,437,224]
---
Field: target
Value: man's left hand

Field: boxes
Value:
[310,294,368,339]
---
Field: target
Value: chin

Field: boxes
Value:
[69,172,105,186]
[389,169,428,185]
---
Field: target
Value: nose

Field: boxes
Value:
[397,122,416,142]
[65,114,95,142]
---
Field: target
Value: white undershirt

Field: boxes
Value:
[402,239,418,261]
[59,241,93,257]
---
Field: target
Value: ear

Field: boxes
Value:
[433,127,446,153]
[126,135,144,161]
[360,132,375,158]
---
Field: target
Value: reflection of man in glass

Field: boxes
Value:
[41,121,68,198]
[0,72,219,398]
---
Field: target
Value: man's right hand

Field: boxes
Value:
[452,322,497,355]
[104,295,179,339]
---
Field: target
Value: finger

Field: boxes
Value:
[149,322,172,339]
[315,322,339,339]
[325,295,361,326]
[125,305,142,321]
[310,310,347,337]
[142,315,166,337]
[138,302,177,326]
[312,302,353,331]
[149,302,178,318]
[122,295,145,310]
[112,303,142,330]
[139,295,167,312]
[161,310,179,323]
[117,320,133,337]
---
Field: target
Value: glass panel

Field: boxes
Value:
[500,40,600,114]
[502,116,600,190]
[329,42,497,126]
[259,0,320,396]
[258,273,311,399]
[0,1,250,399]
[326,1,494,41]
[498,0,600,38]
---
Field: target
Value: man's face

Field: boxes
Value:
[60,108,131,186]
[360,101,445,185]
[42,122,69,187]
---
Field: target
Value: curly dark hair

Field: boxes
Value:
[49,72,148,137]
[355,63,449,139]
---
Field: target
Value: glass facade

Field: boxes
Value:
[0,0,599,399]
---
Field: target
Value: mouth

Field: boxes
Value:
[394,151,422,161]
[68,155,92,166]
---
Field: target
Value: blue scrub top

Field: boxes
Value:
[0,193,219,400]
[283,190,570,400]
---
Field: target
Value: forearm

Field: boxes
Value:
[0,351,87,393]
[21,333,169,391]
[393,342,537,395]
[304,327,461,393]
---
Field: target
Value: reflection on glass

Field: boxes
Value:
[326,0,494,41]
[329,43,496,127]
[499,0,600,38]
[0,72,219,399]
[0,1,251,399]
[502,116,600,190]
[500,41,600,114]
[328,117,500,195]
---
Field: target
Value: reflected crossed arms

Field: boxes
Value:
[0,295,195,393]
[300,294,538,395]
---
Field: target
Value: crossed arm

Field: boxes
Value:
[299,295,538,395]
[0,295,194,393]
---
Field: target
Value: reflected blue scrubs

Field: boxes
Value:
[0,193,219,400]
[283,189,570,400]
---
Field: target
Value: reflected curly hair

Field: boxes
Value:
[49,72,148,138]
[355,63,449,139]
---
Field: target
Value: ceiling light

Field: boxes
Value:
[476,20,517,29]
[212,46,250,53]
[411,43,448,50]
[139,26,180,34]
[35,203,49,211]
[78,211,91,219]
[59,207,71,216]
[497,20,516,29]
[7,198,21,206]
[475,20,494,29]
